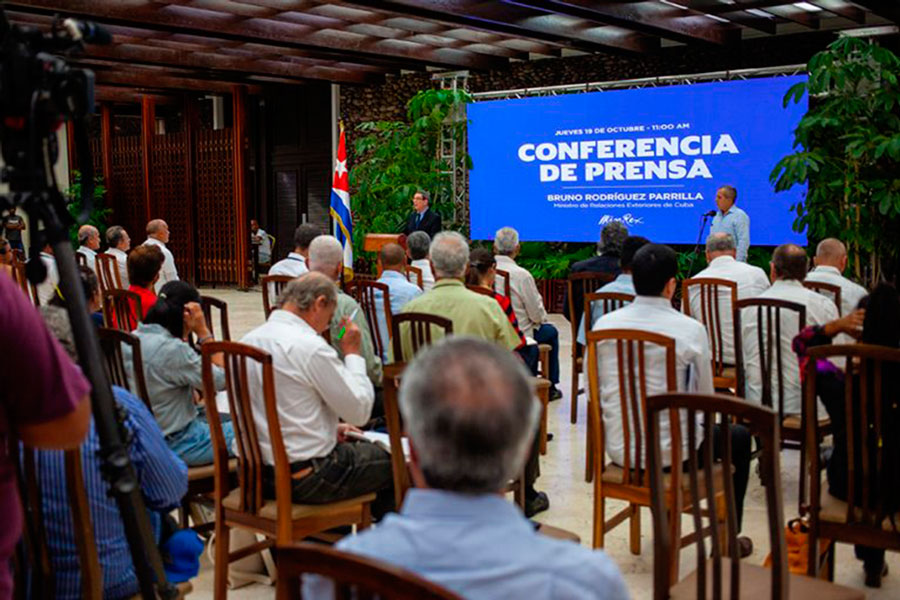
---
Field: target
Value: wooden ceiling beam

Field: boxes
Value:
[809,0,866,22]
[849,1,900,24]
[95,86,180,105]
[680,0,778,34]
[92,68,267,94]
[761,5,820,28]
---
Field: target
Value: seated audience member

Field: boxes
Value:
[105,225,131,287]
[76,224,101,274]
[406,231,435,291]
[267,223,321,299]
[576,236,649,345]
[374,243,422,360]
[32,243,59,306]
[250,218,272,265]
[241,273,393,516]
[400,232,548,515]
[563,221,627,322]
[42,266,105,332]
[685,232,769,364]
[792,284,899,587]
[591,244,753,555]
[126,244,166,327]
[806,238,868,340]
[143,219,178,292]
[130,281,233,466]
[309,235,382,386]
[38,273,189,600]
[0,237,12,279]
[494,227,562,400]
[305,338,628,600]
[0,274,91,599]
[741,243,838,415]
[466,247,539,375]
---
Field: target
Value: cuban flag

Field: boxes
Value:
[330,125,353,279]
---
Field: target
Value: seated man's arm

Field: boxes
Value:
[305,346,375,427]
[522,272,549,325]
[735,213,750,261]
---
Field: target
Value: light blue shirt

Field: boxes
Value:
[304,488,628,600]
[710,205,750,262]
[577,273,635,345]
[374,270,422,360]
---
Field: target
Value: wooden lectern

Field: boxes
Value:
[364,233,407,276]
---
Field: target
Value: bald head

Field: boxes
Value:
[772,243,809,282]
[146,219,170,243]
[380,243,406,271]
[78,225,100,249]
[308,235,344,281]
[815,238,848,270]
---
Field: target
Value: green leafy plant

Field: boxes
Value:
[350,88,471,270]
[64,170,110,247]
[515,242,595,280]
[770,37,900,287]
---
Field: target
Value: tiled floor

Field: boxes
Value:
[190,285,898,598]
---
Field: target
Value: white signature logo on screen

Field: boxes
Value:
[599,214,644,226]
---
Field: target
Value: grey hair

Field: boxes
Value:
[493,227,519,256]
[308,235,344,273]
[407,231,431,260]
[106,225,126,248]
[598,222,628,255]
[276,271,337,310]
[415,189,430,203]
[429,231,469,278]
[706,232,736,254]
[77,224,98,245]
[399,337,540,494]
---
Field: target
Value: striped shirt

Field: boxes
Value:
[35,386,188,599]
[493,291,527,349]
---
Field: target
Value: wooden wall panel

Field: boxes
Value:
[195,128,236,284]
[150,132,192,281]
[109,134,146,247]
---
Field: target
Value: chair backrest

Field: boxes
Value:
[390,312,453,363]
[584,328,676,480]
[682,277,739,376]
[95,253,123,292]
[405,264,423,289]
[102,288,142,331]
[382,363,411,509]
[802,281,843,316]
[494,268,512,298]
[201,294,231,341]
[583,291,634,332]
[805,344,900,548]
[97,327,152,409]
[201,341,295,539]
[274,542,461,600]
[347,280,392,360]
[568,272,615,345]
[261,274,295,318]
[12,261,40,306]
[734,298,806,418]
[75,252,88,268]
[465,284,495,298]
[647,393,786,600]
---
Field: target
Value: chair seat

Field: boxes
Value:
[819,487,900,531]
[782,415,830,430]
[601,462,727,494]
[222,488,376,521]
[670,560,864,600]
[187,458,237,481]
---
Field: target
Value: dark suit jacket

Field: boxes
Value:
[403,208,442,238]
[563,254,621,323]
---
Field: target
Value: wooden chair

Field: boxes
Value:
[648,392,863,600]
[465,283,494,297]
[405,264,423,289]
[75,252,88,268]
[494,268,512,298]
[390,312,453,363]
[584,328,727,553]
[274,542,461,600]
[567,272,616,424]
[201,341,375,599]
[805,344,900,581]
[97,327,151,409]
[682,278,739,391]
[347,279,392,360]
[95,253,123,292]
[803,280,843,316]
[102,288,142,331]
[261,274,294,318]
[200,294,231,341]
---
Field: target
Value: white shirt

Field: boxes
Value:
[804,265,867,317]
[76,246,97,274]
[495,254,548,337]
[240,310,374,464]
[105,247,129,288]
[268,252,308,299]
[253,228,271,263]
[688,255,770,364]
[35,251,59,306]
[591,296,712,468]
[410,258,435,291]
[741,279,839,415]
[143,237,178,293]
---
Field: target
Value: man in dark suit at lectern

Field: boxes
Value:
[402,190,442,238]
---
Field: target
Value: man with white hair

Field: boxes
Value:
[494,227,561,400]
[806,238,868,318]
[143,219,178,293]
[406,231,435,291]
[309,235,382,386]
[305,338,627,599]
[76,224,100,274]
[104,225,131,287]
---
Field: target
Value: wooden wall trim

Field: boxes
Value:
[232,85,250,289]
[140,95,155,223]
[100,104,114,204]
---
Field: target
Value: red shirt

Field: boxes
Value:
[128,284,157,327]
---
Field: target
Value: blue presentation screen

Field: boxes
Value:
[468,75,807,244]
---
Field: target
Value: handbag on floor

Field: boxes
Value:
[763,517,829,577]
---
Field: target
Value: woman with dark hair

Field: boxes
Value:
[466,247,540,376]
[131,280,234,466]
[793,283,900,587]
[0,237,12,280]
